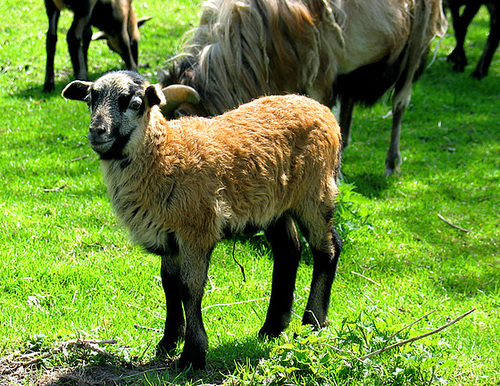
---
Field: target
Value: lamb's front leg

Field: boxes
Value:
[303,227,342,328]
[157,255,185,355]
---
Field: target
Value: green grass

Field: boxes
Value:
[1,1,499,384]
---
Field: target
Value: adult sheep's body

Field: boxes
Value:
[62,71,343,369]
[161,0,447,175]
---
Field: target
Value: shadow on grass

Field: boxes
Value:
[13,336,270,385]
[342,172,394,198]
[433,271,500,297]
[12,66,129,101]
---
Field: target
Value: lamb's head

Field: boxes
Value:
[62,71,166,160]
[62,71,201,159]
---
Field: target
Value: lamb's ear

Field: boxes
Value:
[145,84,166,107]
[61,80,93,101]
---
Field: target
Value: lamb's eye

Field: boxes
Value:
[129,97,142,110]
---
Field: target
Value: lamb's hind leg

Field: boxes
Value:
[302,223,342,329]
[259,214,302,338]
[178,243,212,369]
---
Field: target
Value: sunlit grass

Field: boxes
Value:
[0,1,499,384]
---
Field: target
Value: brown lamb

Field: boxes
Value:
[62,70,343,369]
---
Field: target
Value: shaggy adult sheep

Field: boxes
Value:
[62,71,343,369]
[160,0,447,175]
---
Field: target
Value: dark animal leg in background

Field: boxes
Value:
[131,38,139,69]
[302,227,342,328]
[178,247,211,369]
[82,25,92,73]
[472,3,499,79]
[131,16,150,66]
[67,16,92,80]
[339,95,355,150]
[117,28,138,71]
[259,215,302,338]
[448,3,481,72]
[384,105,404,176]
[66,1,94,81]
[157,256,185,355]
[43,0,60,92]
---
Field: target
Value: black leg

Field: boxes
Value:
[448,3,481,72]
[44,0,60,92]
[472,3,499,79]
[66,1,94,81]
[67,16,92,80]
[385,105,404,176]
[259,214,302,338]
[178,245,212,369]
[157,255,185,355]
[339,95,355,150]
[302,227,342,328]
[82,24,92,75]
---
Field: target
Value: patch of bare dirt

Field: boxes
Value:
[0,339,173,385]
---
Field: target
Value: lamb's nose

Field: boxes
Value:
[89,125,106,138]
[89,115,108,140]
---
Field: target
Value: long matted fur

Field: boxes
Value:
[165,0,445,113]
[162,0,447,174]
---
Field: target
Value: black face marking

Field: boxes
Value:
[98,130,133,160]
[118,94,132,112]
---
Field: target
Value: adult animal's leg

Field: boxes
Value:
[385,58,417,176]
[472,2,499,79]
[67,3,94,80]
[259,214,302,338]
[116,23,138,71]
[385,104,404,176]
[178,244,212,369]
[339,95,355,150]
[44,0,60,92]
[448,2,482,72]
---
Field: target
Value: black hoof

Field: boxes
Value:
[178,352,206,370]
[258,325,283,339]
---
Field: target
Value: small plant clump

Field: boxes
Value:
[229,308,462,386]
